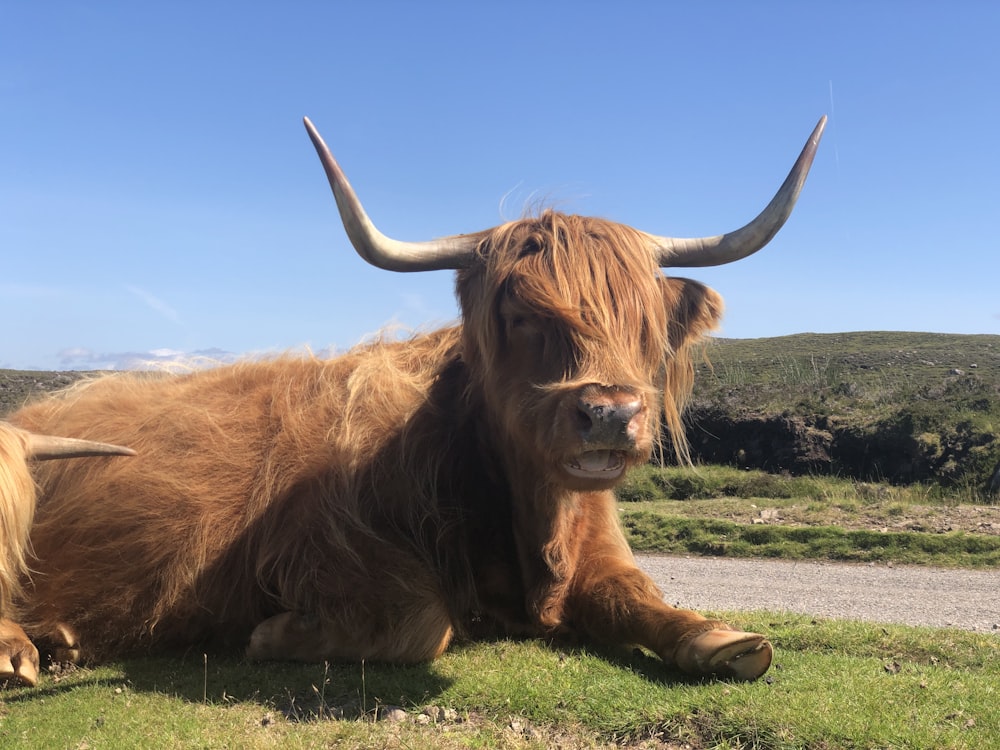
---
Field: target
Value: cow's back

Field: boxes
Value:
[11,330,461,655]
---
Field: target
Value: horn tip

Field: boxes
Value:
[813,115,828,141]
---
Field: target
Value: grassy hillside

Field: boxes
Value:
[696,331,998,415]
[685,331,1000,495]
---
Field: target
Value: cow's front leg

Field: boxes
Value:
[0,618,40,686]
[566,556,772,680]
[559,497,772,680]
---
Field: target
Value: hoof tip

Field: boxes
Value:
[679,629,773,681]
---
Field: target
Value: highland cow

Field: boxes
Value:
[1,116,825,687]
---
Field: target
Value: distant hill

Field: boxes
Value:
[0,370,85,416]
[3,332,999,495]
[684,331,1000,495]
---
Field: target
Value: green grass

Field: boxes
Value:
[617,464,851,503]
[619,461,990,506]
[2,615,998,749]
[699,331,1000,412]
[620,512,1000,568]
[616,464,1000,567]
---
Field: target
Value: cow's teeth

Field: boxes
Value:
[564,451,625,479]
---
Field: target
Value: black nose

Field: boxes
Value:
[576,390,643,444]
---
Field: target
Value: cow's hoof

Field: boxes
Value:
[47,623,82,664]
[676,629,773,681]
[0,634,40,687]
[247,612,321,661]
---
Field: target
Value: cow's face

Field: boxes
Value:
[456,212,723,490]
[301,115,823,488]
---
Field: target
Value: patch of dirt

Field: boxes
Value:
[740,502,1000,536]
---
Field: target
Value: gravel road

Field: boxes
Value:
[637,554,1000,633]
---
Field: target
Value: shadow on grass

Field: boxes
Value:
[564,639,718,687]
[118,648,457,721]
[1,672,117,704]
[5,635,713,722]
[3,647,455,723]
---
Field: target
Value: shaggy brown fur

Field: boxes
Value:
[0,423,136,684]
[3,210,773,685]
[0,424,37,616]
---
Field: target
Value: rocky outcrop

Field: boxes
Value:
[681,405,1000,494]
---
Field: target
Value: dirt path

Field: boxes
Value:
[637,554,1000,633]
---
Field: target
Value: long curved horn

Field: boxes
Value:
[304,117,480,272]
[26,433,137,461]
[649,116,827,267]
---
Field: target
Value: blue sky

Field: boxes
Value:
[2,2,997,370]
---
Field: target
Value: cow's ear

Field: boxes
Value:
[661,277,724,351]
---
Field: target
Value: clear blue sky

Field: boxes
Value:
[2,2,997,370]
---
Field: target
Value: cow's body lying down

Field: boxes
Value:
[0,116,825,687]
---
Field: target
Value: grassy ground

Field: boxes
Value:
[617,464,1000,567]
[3,615,997,749]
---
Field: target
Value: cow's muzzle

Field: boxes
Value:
[575,389,643,444]
[562,386,647,483]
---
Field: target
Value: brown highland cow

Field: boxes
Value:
[0,115,825,687]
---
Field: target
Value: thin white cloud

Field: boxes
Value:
[126,285,181,324]
[58,347,97,364]
[149,347,185,358]
[56,347,240,371]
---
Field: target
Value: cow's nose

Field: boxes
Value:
[576,390,643,444]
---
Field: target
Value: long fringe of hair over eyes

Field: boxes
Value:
[457,210,720,463]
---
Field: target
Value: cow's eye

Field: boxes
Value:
[506,314,545,351]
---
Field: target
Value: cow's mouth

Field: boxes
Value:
[564,450,626,480]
